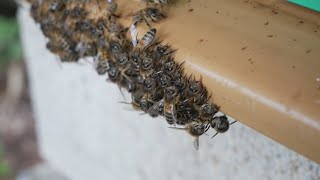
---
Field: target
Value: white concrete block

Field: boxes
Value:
[18,6,320,180]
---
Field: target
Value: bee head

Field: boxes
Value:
[159,74,171,88]
[192,123,206,136]
[146,8,166,22]
[141,57,153,70]
[164,86,177,100]
[143,78,156,92]
[211,116,229,133]
[188,81,201,96]
[116,53,128,66]
[200,104,218,118]
[108,66,119,82]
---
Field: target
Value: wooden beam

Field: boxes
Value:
[117,0,320,162]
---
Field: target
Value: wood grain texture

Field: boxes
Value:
[117,0,320,162]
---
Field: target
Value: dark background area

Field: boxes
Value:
[0,1,42,180]
[0,0,17,17]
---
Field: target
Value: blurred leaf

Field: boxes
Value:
[0,144,11,177]
[0,15,22,68]
[0,162,11,177]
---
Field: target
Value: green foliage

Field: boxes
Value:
[0,16,22,68]
[0,144,11,177]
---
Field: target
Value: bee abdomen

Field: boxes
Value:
[164,103,174,124]
[164,112,174,124]
[141,28,156,47]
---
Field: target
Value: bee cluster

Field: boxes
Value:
[26,0,235,149]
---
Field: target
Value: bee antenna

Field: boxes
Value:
[211,132,218,139]
[205,123,210,132]
[178,61,185,68]
[169,127,186,130]
[230,120,237,125]
[118,101,131,104]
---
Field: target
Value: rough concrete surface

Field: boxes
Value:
[17,163,69,180]
[18,6,320,180]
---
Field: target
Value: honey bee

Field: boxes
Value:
[209,115,237,138]
[130,48,142,67]
[158,73,172,88]
[140,56,155,78]
[107,62,121,82]
[30,2,41,22]
[184,76,209,106]
[121,67,141,89]
[114,52,129,67]
[96,58,110,75]
[137,28,157,49]
[105,16,129,40]
[174,75,187,96]
[198,103,219,122]
[108,40,123,56]
[162,59,184,78]
[133,8,166,27]
[48,0,65,13]
[45,30,79,62]
[153,43,176,62]
[146,96,165,117]
[143,77,157,93]
[70,6,87,20]
[170,122,209,150]
[105,1,118,17]
[139,94,154,112]
[143,0,169,7]
[163,86,178,126]
[130,83,145,109]
[135,77,157,112]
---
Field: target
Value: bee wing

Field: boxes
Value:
[147,99,164,116]
[193,137,199,150]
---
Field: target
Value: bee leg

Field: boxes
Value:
[230,120,237,125]
[171,104,178,127]
[204,123,210,133]
[52,55,63,69]
[163,48,177,56]
[168,127,186,130]
[121,73,133,83]
[177,61,185,70]
[193,137,199,150]
[211,132,218,139]
[144,40,162,51]
[143,18,152,29]
[119,101,131,104]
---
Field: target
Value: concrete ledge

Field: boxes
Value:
[18,3,320,180]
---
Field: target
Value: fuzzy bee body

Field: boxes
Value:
[27,0,232,150]
[147,99,164,117]
[106,1,118,16]
[163,102,175,125]
[133,8,166,27]
[163,86,178,125]
[170,122,208,150]
[137,28,157,49]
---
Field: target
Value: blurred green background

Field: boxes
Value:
[0,16,22,69]
[0,1,20,178]
[0,144,11,177]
